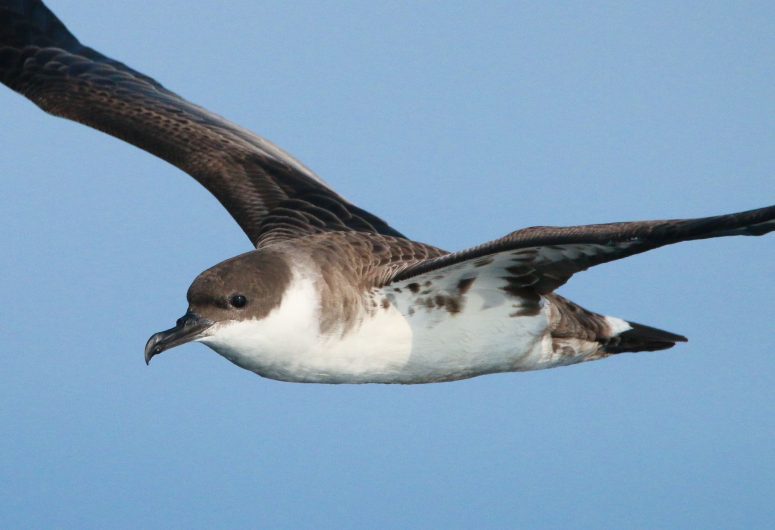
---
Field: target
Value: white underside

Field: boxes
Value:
[199,268,617,384]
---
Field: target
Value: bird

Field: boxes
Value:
[1,1,772,384]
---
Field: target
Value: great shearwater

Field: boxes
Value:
[1,1,773,384]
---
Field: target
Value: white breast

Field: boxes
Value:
[198,266,573,384]
[199,269,414,383]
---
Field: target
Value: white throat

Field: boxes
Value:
[198,268,414,383]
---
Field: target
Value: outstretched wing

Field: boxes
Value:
[390,205,775,293]
[0,0,404,246]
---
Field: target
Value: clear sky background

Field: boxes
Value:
[1,1,773,528]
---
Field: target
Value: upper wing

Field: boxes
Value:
[0,0,404,246]
[390,205,775,293]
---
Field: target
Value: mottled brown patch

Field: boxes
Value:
[392,287,402,293]
[444,296,462,314]
[510,307,539,318]
[411,283,468,315]
[381,298,390,309]
[457,277,475,295]
[551,339,576,357]
[500,281,541,316]
[501,281,540,301]
[547,294,608,342]
[407,282,420,293]
[417,294,461,314]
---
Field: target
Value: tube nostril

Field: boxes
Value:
[176,311,198,328]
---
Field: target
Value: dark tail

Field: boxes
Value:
[604,321,688,354]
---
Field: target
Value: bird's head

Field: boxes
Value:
[144,249,291,364]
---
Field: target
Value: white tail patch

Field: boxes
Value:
[605,315,633,336]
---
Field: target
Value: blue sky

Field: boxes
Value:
[1,1,773,528]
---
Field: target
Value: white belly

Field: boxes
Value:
[198,270,570,383]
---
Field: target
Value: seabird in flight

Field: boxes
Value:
[1,1,773,383]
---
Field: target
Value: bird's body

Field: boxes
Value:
[202,265,554,384]
[1,0,772,384]
[173,234,681,384]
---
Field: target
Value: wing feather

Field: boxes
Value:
[0,0,403,245]
[391,205,775,292]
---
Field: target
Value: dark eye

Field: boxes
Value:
[229,294,247,308]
